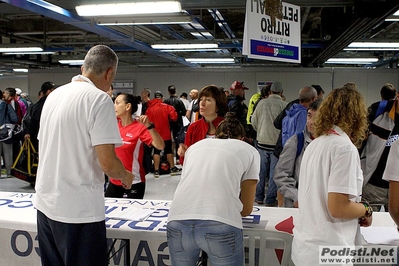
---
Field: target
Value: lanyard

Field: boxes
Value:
[327,129,340,136]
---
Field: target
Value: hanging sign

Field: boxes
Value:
[243,0,301,64]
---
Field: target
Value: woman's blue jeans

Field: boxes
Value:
[167,220,244,266]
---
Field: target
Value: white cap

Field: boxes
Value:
[15,88,22,95]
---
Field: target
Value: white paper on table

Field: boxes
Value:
[242,219,268,229]
[108,207,155,222]
[360,226,399,245]
[182,116,190,127]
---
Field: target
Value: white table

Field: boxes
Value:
[0,192,395,266]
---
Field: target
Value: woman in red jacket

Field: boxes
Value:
[178,85,228,163]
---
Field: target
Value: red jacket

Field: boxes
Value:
[146,99,177,141]
[180,116,224,164]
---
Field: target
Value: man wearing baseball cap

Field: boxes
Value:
[227,81,249,128]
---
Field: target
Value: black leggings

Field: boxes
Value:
[105,181,146,199]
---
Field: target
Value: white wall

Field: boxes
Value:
[9,67,399,105]
[0,75,28,93]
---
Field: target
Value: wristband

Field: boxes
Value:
[361,201,373,217]
[147,123,155,130]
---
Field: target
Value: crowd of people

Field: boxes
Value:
[3,44,398,265]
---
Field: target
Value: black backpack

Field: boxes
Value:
[176,124,189,146]
[22,105,34,133]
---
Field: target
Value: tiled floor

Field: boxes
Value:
[0,172,181,201]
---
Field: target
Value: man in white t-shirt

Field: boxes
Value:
[382,140,399,265]
[179,92,190,110]
[383,140,399,224]
[33,45,134,266]
[186,89,199,123]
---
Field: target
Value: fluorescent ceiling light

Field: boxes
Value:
[345,47,399,51]
[0,47,43,53]
[325,58,378,64]
[385,10,399,21]
[160,49,221,52]
[97,14,192,25]
[345,42,399,50]
[59,60,84,65]
[76,1,181,16]
[4,51,55,55]
[185,58,235,63]
[13,68,29,73]
[152,43,218,50]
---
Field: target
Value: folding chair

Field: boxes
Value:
[243,228,293,266]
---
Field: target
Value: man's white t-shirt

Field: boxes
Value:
[33,75,122,224]
[292,126,363,266]
[180,97,190,110]
[168,138,260,229]
[383,140,399,182]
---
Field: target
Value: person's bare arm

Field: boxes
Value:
[240,179,258,217]
[138,115,164,150]
[328,192,372,226]
[95,144,134,188]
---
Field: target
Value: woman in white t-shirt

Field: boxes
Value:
[292,87,373,266]
[167,113,260,266]
[382,140,399,265]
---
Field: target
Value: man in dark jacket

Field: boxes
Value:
[163,85,186,162]
[228,81,249,129]
[23,81,56,151]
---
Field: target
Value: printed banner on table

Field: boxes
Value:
[243,0,301,64]
[0,192,273,266]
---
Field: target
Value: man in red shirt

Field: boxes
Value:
[146,91,180,177]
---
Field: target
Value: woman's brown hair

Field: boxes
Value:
[198,85,228,117]
[314,86,368,147]
[216,112,245,139]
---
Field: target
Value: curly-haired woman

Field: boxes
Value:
[292,86,373,265]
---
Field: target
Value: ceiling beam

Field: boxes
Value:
[0,0,194,67]
[309,3,399,66]
[178,0,354,8]
[20,0,355,10]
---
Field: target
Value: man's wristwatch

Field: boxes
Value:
[147,123,155,130]
[361,201,373,217]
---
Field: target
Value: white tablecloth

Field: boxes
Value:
[0,191,396,266]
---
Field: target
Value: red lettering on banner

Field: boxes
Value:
[256,46,274,54]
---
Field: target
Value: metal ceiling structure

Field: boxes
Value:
[0,0,398,72]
